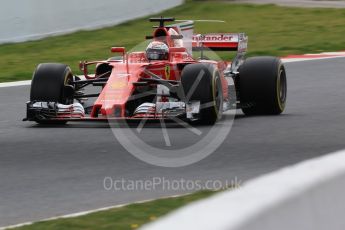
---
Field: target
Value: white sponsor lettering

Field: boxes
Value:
[192,34,238,42]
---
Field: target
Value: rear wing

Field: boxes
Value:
[192,33,248,52]
[166,19,248,54]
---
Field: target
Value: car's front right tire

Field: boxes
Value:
[30,63,74,124]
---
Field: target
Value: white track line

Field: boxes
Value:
[0,80,31,88]
[281,55,345,63]
[0,193,190,230]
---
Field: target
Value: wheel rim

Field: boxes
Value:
[63,69,74,104]
[277,67,287,109]
[213,75,223,117]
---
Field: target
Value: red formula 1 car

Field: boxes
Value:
[24,17,287,125]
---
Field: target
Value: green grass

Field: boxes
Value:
[12,190,216,230]
[1,1,345,82]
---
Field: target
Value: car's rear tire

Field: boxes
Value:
[181,63,223,125]
[30,63,74,124]
[239,56,287,115]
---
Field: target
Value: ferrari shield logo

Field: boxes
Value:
[165,65,170,80]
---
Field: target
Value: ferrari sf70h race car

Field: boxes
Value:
[24,17,287,125]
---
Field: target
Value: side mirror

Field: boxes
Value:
[111,47,125,55]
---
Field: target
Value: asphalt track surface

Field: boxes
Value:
[1,57,345,227]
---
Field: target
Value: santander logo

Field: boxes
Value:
[192,34,237,42]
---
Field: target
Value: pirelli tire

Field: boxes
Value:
[181,63,223,125]
[238,56,287,115]
[30,63,75,124]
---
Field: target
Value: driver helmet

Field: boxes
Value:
[146,41,169,60]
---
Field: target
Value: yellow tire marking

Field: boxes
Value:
[276,63,285,111]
